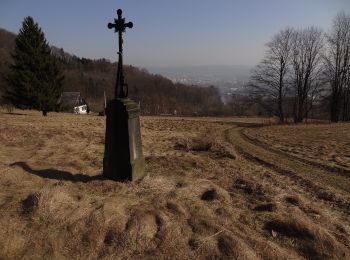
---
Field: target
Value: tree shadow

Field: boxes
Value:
[11,161,104,183]
[2,112,29,116]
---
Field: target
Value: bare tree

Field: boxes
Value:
[324,11,350,122]
[291,27,324,123]
[344,69,350,120]
[249,28,294,122]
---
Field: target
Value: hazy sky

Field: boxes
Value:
[1,0,349,68]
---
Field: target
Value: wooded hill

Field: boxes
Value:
[0,28,223,115]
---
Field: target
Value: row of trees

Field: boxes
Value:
[250,12,350,122]
[325,12,350,121]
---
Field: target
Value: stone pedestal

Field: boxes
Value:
[103,98,145,181]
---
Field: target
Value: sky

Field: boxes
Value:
[1,0,349,68]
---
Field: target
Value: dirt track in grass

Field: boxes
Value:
[0,110,349,259]
[244,124,350,173]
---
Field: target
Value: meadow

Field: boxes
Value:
[0,110,349,259]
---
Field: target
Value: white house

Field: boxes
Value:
[58,92,89,114]
[74,104,88,114]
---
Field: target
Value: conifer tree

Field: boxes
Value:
[5,16,63,116]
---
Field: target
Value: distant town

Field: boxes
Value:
[147,64,252,102]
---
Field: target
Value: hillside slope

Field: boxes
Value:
[0,110,349,259]
[0,28,223,115]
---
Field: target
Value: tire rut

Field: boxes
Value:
[241,128,350,177]
[225,126,350,215]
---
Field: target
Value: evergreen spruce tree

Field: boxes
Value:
[5,16,63,116]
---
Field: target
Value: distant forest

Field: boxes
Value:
[0,28,223,116]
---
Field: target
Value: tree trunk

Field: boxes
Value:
[42,110,47,116]
[278,73,284,123]
[293,96,298,123]
[330,91,340,122]
[278,92,284,123]
[342,87,350,121]
[293,95,304,123]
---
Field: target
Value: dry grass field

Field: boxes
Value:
[0,110,350,259]
[244,124,350,172]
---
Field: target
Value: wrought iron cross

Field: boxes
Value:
[108,9,133,99]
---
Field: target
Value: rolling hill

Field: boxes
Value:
[0,28,223,115]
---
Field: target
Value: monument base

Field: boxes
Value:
[103,98,145,181]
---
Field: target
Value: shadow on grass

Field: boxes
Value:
[11,161,104,183]
[2,112,29,116]
[232,122,265,128]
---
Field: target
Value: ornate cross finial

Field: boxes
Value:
[108,9,133,99]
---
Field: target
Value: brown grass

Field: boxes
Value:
[245,123,350,172]
[0,109,349,259]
